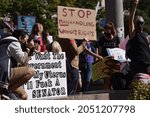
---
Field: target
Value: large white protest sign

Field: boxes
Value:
[23,52,67,99]
[58,6,97,40]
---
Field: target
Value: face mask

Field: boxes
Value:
[104,32,111,37]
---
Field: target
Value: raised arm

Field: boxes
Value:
[129,0,139,39]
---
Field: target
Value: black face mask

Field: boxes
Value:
[104,32,111,37]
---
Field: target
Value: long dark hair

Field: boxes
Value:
[104,22,116,36]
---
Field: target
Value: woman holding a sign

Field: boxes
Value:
[59,38,103,95]
[97,22,121,89]
[98,22,120,57]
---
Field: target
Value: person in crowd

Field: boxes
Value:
[0,30,35,99]
[30,23,46,52]
[12,29,30,54]
[98,22,120,57]
[46,41,62,53]
[59,38,87,95]
[59,38,103,95]
[47,40,74,96]
[126,0,150,87]
[79,40,100,92]
[97,22,120,89]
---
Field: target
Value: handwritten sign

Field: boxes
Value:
[23,52,67,99]
[58,6,97,40]
[92,57,120,81]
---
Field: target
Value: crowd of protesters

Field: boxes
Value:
[0,0,150,99]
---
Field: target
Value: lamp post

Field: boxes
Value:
[105,0,124,42]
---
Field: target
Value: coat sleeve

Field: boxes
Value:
[8,41,28,64]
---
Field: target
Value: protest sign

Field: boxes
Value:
[18,16,36,34]
[99,18,106,29]
[106,48,130,63]
[23,52,67,99]
[92,57,120,81]
[58,6,97,40]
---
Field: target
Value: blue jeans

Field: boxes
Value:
[81,62,92,92]
[69,67,79,95]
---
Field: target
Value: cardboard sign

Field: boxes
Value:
[92,57,120,81]
[23,52,67,99]
[58,6,97,40]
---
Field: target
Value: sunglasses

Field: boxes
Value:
[136,21,144,26]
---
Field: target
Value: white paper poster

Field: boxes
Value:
[23,52,67,99]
